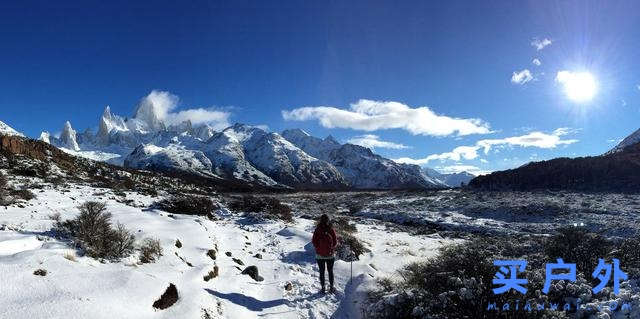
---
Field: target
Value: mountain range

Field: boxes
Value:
[0,105,473,190]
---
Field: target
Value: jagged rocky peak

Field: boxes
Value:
[281,128,310,140]
[221,123,266,143]
[192,124,216,141]
[280,129,341,159]
[59,121,80,151]
[133,91,170,132]
[39,131,51,144]
[102,105,113,121]
[325,135,340,145]
[169,120,193,134]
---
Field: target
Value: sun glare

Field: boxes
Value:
[556,71,597,102]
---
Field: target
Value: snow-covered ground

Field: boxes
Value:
[0,183,454,318]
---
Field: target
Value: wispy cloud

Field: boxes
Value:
[394,128,578,165]
[531,38,552,50]
[282,99,491,137]
[346,134,410,150]
[511,69,534,85]
[396,146,480,164]
[137,90,231,130]
[532,58,541,66]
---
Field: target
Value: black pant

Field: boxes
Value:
[317,258,335,288]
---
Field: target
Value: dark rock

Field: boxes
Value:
[152,283,179,310]
[232,258,244,266]
[203,266,219,282]
[241,265,264,282]
[33,269,47,276]
[225,251,232,257]
[253,253,262,259]
[207,249,216,260]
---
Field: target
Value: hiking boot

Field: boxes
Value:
[320,287,326,294]
[329,286,336,293]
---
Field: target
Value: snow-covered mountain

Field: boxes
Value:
[421,167,476,187]
[0,120,24,137]
[30,103,460,190]
[607,128,640,154]
[281,129,447,189]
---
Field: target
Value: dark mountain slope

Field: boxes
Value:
[469,142,640,192]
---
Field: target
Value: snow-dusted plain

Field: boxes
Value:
[0,179,454,318]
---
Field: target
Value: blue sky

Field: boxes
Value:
[1,0,640,174]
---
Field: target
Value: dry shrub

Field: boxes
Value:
[55,201,135,260]
[12,188,36,201]
[229,195,292,222]
[543,226,611,273]
[139,238,163,263]
[155,195,216,216]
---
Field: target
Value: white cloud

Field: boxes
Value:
[282,99,491,137]
[169,108,231,130]
[531,38,552,50]
[346,134,410,150]
[394,128,578,165]
[511,69,534,85]
[137,90,231,130]
[637,84,640,91]
[480,159,488,164]
[476,128,578,153]
[532,58,541,66]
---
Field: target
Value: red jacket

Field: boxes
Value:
[312,226,338,257]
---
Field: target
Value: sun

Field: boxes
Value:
[556,71,597,102]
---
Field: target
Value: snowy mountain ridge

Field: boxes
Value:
[1,102,469,189]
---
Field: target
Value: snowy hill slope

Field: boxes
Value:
[607,127,640,154]
[0,120,24,137]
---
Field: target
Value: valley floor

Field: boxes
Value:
[0,184,454,318]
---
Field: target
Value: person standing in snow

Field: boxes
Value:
[312,214,338,294]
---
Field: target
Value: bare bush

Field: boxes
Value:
[12,188,36,201]
[139,238,163,263]
[155,195,216,216]
[544,226,611,273]
[0,172,7,191]
[0,172,8,205]
[229,195,292,222]
[365,238,567,319]
[55,201,135,260]
[337,232,369,260]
